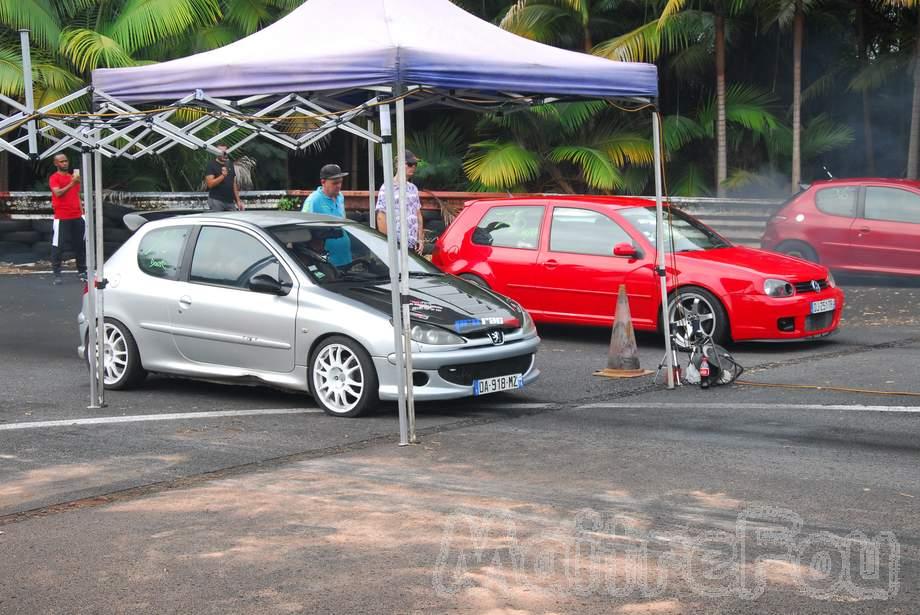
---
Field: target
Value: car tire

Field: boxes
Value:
[85,318,147,390]
[666,286,730,350]
[458,273,490,289]
[775,240,818,263]
[309,336,378,418]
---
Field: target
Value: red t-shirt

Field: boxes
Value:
[49,172,82,220]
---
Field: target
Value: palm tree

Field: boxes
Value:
[500,0,617,51]
[463,101,655,193]
[887,0,920,178]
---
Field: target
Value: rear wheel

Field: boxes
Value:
[776,240,818,263]
[85,318,146,389]
[309,336,378,418]
[667,286,730,350]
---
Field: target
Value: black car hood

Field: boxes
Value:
[332,275,523,334]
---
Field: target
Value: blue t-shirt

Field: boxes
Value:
[302,187,352,266]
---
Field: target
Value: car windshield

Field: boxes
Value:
[620,206,730,253]
[268,222,440,285]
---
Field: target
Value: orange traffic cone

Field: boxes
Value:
[594,284,653,379]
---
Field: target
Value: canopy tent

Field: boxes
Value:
[92,0,658,102]
[2,0,675,442]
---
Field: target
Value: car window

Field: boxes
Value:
[549,207,633,256]
[620,206,730,253]
[137,226,190,280]
[864,187,920,224]
[815,187,858,217]
[472,205,544,250]
[189,226,287,290]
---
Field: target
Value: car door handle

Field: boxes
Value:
[857,226,871,233]
[178,295,192,309]
[543,259,558,270]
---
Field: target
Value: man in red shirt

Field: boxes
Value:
[49,153,86,285]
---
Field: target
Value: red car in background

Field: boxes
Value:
[761,178,920,278]
[432,197,845,347]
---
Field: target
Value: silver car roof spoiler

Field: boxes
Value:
[123,209,204,232]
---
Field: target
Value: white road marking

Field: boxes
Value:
[0,407,322,431]
[579,402,920,414]
[474,402,552,410]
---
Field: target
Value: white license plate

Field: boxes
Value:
[810,298,836,314]
[473,373,523,396]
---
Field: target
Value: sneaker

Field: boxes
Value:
[53,275,63,286]
[79,274,88,284]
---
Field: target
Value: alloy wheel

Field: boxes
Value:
[669,292,717,349]
[312,343,365,414]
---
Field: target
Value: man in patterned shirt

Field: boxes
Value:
[375,150,424,255]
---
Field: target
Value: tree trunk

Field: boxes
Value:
[0,152,7,193]
[583,24,592,52]
[857,1,876,175]
[715,12,727,197]
[791,0,804,192]
[907,9,920,179]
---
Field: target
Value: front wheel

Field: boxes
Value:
[309,336,379,418]
[666,287,730,350]
[776,240,818,263]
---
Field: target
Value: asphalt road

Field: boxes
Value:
[0,272,918,614]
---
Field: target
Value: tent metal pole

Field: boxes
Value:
[652,111,675,389]
[18,30,38,157]
[395,94,417,444]
[93,146,107,406]
[81,142,104,408]
[378,103,410,446]
[368,118,376,229]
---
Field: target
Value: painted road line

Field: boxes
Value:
[578,402,920,413]
[473,402,552,410]
[0,407,322,431]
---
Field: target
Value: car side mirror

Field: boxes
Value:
[613,243,640,258]
[249,274,288,295]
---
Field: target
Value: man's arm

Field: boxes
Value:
[416,209,424,255]
[205,173,226,189]
[51,176,79,198]
[376,210,388,234]
[233,177,244,210]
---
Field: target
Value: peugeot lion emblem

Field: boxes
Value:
[488,330,505,345]
[811,280,821,293]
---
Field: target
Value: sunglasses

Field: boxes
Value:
[407,162,418,167]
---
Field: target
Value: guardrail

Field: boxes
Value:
[0,191,784,263]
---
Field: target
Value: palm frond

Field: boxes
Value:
[801,113,855,160]
[464,140,541,190]
[595,132,655,167]
[110,0,221,53]
[662,114,706,153]
[0,0,61,48]
[698,84,781,138]
[60,28,136,72]
[499,1,573,44]
[224,0,272,35]
[670,163,711,197]
[549,145,622,191]
[848,54,904,93]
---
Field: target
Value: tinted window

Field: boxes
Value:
[549,207,633,256]
[472,206,544,250]
[864,187,920,224]
[137,226,190,280]
[190,227,287,289]
[270,222,439,286]
[620,207,730,253]
[815,187,858,217]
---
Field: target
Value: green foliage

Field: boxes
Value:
[276,196,300,211]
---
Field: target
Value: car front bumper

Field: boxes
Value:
[728,287,845,342]
[375,335,541,401]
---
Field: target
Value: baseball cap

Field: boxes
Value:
[320,164,349,180]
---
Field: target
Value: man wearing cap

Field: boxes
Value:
[302,164,352,266]
[376,150,424,255]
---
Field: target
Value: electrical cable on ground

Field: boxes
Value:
[735,380,920,398]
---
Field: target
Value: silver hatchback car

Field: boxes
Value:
[78,211,540,416]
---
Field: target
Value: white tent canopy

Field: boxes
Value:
[93,0,658,102]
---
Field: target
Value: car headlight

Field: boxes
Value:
[410,323,464,345]
[826,271,836,288]
[764,279,795,297]
[507,300,537,336]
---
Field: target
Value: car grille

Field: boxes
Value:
[794,279,829,294]
[439,354,534,386]
[805,312,834,332]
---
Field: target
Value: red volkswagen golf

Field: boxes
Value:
[432,197,845,347]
